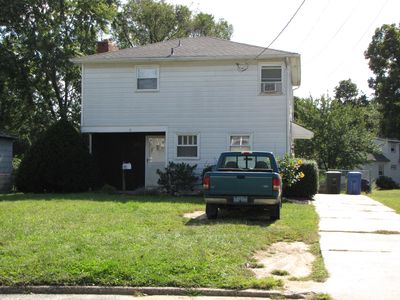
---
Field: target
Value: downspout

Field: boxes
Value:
[80,64,84,130]
[291,86,300,156]
[285,57,290,155]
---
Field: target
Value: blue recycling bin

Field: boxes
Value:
[347,171,362,195]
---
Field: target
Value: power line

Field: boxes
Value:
[305,0,362,65]
[298,0,331,50]
[325,0,390,80]
[255,0,306,59]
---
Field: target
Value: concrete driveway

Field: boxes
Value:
[314,194,400,300]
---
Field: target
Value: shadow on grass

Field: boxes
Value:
[185,208,275,227]
[0,192,203,204]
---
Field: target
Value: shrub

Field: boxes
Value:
[283,159,319,199]
[157,161,198,195]
[278,154,304,188]
[100,184,117,194]
[15,119,99,193]
[375,176,399,190]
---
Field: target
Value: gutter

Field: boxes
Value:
[70,53,300,65]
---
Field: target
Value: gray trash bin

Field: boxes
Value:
[326,171,341,194]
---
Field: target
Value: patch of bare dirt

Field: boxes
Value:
[249,242,325,294]
[183,210,207,220]
[250,242,315,278]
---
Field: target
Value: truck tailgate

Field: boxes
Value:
[209,171,274,196]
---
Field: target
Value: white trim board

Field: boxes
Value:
[81,126,167,133]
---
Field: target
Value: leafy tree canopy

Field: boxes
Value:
[365,23,400,139]
[112,0,233,47]
[294,95,378,170]
[0,0,117,150]
[334,79,368,106]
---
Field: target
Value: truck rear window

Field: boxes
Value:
[219,154,273,171]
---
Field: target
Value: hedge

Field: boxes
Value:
[283,159,319,199]
[375,175,399,190]
[16,119,99,193]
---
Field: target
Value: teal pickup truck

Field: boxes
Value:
[202,151,282,220]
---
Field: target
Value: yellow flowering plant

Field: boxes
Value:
[277,154,304,188]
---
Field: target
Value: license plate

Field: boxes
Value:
[233,196,248,203]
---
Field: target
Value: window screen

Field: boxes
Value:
[177,135,198,158]
[261,66,282,93]
[230,135,250,151]
[137,67,158,90]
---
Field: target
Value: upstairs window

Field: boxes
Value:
[261,66,282,94]
[177,134,198,158]
[137,66,158,90]
[390,142,396,153]
[230,135,251,152]
[378,164,384,176]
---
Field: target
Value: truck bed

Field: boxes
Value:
[207,171,274,196]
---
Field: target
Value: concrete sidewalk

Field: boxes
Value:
[314,194,400,300]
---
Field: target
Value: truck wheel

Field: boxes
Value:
[270,205,280,220]
[206,204,218,219]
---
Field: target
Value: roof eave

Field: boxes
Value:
[71,53,300,65]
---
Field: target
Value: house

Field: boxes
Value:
[0,132,14,193]
[363,138,400,184]
[72,37,311,190]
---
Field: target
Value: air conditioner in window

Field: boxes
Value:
[262,82,277,93]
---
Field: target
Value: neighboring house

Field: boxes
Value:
[362,138,400,184]
[0,132,14,193]
[72,37,311,189]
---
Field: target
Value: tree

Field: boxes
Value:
[334,79,358,103]
[0,0,117,148]
[112,0,233,47]
[294,96,378,170]
[191,13,233,40]
[365,23,400,139]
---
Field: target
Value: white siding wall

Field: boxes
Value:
[362,139,400,184]
[82,60,291,170]
[380,141,400,183]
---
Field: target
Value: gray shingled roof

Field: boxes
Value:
[367,153,390,162]
[0,132,15,140]
[72,36,299,63]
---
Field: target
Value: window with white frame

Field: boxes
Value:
[260,66,282,94]
[230,135,251,151]
[177,134,198,158]
[137,66,159,90]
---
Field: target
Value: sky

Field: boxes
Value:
[167,0,399,98]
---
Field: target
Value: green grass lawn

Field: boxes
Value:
[0,193,324,289]
[370,189,400,213]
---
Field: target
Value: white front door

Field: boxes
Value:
[145,136,165,187]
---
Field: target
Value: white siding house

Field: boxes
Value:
[73,37,307,189]
[362,138,400,184]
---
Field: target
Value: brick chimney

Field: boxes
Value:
[96,39,119,53]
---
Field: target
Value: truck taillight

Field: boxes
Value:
[273,176,280,191]
[203,175,210,190]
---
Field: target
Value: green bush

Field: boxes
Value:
[375,176,399,190]
[277,154,303,188]
[15,119,99,193]
[157,161,198,195]
[283,159,319,199]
